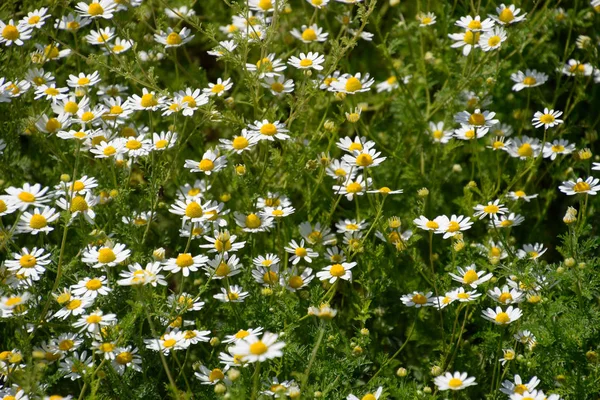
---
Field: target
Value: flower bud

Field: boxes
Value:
[214,383,227,394]
[227,368,240,381]
[431,366,442,376]
[210,337,220,347]
[60,174,71,182]
[417,187,429,197]
[564,257,575,267]
[396,367,408,377]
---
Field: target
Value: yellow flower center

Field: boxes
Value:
[488,35,501,47]
[259,123,277,136]
[433,130,443,139]
[551,144,565,152]
[345,77,362,92]
[215,238,231,252]
[448,378,463,388]
[211,83,225,93]
[245,213,262,229]
[81,111,95,122]
[176,253,194,268]
[346,182,362,193]
[20,254,38,268]
[498,292,513,303]
[483,204,499,214]
[263,271,278,284]
[29,214,47,229]
[299,58,313,67]
[523,76,536,86]
[573,181,591,193]
[425,220,439,229]
[457,293,470,299]
[272,209,284,216]
[58,339,75,351]
[302,28,317,41]
[18,191,35,202]
[467,20,482,30]
[514,384,528,394]
[2,25,19,41]
[185,202,203,218]
[88,3,104,16]
[289,275,304,289]
[70,196,89,212]
[412,293,427,304]
[490,247,501,257]
[116,352,133,364]
[514,190,526,198]
[249,340,268,355]
[468,113,486,126]
[258,0,273,10]
[64,101,79,114]
[98,248,116,264]
[235,329,249,339]
[78,77,90,86]
[463,30,481,44]
[85,278,102,290]
[154,139,168,149]
[463,269,479,284]
[28,16,41,25]
[209,368,225,382]
[163,338,177,348]
[356,153,373,167]
[330,264,346,277]
[271,82,284,92]
[166,32,182,45]
[447,221,461,232]
[308,230,322,243]
[86,314,102,324]
[539,114,555,124]
[421,17,432,24]
[140,93,157,108]
[499,7,514,23]
[495,312,511,324]
[112,44,124,52]
[182,95,196,108]
[256,57,273,71]
[295,247,308,257]
[199,159,214,171]
[67,21,80,30]
[65,299,82,310]
[517,143,533,157]
[215,262,230,277]
[100,343,115,352]
[109,105,123,115]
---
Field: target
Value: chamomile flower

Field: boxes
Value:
[418,12,437,26]
[2,79,30,99]
[413,215,445,232]
[55,13,91,32]
[281,267,314,292]
[450,287,482,303]
[479,26,507,51]
[67,71,101,88]
[90,139,126,159]
[75,105,107,126]
[34,84,70,102]
[163,253,209,277]
[175,88,208,116]
[5,183,50,210]
[316,262,356,283]
[26,67,55,87]
[203,77,233,97]
[511,69,548,91]
[517,243,547,261]
[228,332,285,363]
[5,247,51,278]
[436,215,473,238]
[117,262,167,287]
[500,348,516,365]
[299,221,337,245]
[347,387,383,400]
[449,265,493,288]
[234,211,274,232]
[251,265,280,286]
[75,0,118,19]
[261,75,295,96]
[184,149,227,175]
[21,8,49,29]
[52,95,90,116]
[248,0,278,12]
[494,4,527,24]
[287,52,325,70]
[112,346,142,374]
[507,190,538,202]
[291,24,328,43]
[401,291,434,308]
[214,285,249,303]
[154,27,194,48]
[285,240,318,265]
[542,139,575,160]
[59,351,93,380]
[482,306,522,325]
[504,136,541,159]
[500,375,541,395]
[246,53,287,78]
[448,29,481,56]
[330,73,374,93]
[342,145,386,169]
[144,332,185,354]
[72,276,111,299]
[336,135,374,153]
[201,230,246,254]
[532,108,564,129]
[454,124,489,140]
[376,76,401,92]
[333,175,371,201]
[247,120,290,142]
[16,206,59,235]
[473,199,508,220]
[204,254,243,280]
[456,15,495,31]
[326,159,356,181]
[561,59,594,76]
[428,121,453,143]
[224,327,264,344]
[306,0,330,7]
[0,292,31,316]
[104,37,133,54]
[53,295,94,319]
[261,206,295,219]
[207,39,237,57]
[434,371,477,391]
[195,365,231,385]
[455,108,499,128]
[0,19,33,46]
[82,243,131,268]
[489,286,524,305]
[85,27,115,46]
[559,176,600,195]
[127,88,166,111]
[0,197,18,216]
[73,309,117,333]
[169,198,217,223]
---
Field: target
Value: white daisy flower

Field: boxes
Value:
[154,27,194,48]
[16,206,59,235]
[449,264,493,288]
[247,119,290,142]
[5,183,50,210]
[152,131,178,151]
[510,69,548,91]
[287,52,325,70]
[72,276,112,299]
[482,305,522,325]
[117,262,167,287]
[163,253,209,277]
[532,108,564,129]
[401,291,434,308]
[333,175,372,201]
[488,285,524,304]
[500,375,540,395]
[542,139,575,160]
[436,214,473,239]
[246,53,287,78]
[82,243,131,268]
[0,19,33,46]
[504,136,542,159]
[5,247,51,278]
[316,262,356,283]
[261,75,295,96]
[213,285,249,303]
[329,72,375,93]
[234,211,274,233]
[291,24,328,43]
[493,4,527,24]
[285,239,318,265]
[558,176,600,195]
[227,332,285,363]
[73,309,117,333]
[473,199,508,220]
[434,371,477,391]
[203,77,233,97]
[184,148,227,175]
[479,26,507,51]
[75,0,118,19]
[428,121,453,143]
[517,243,547,261]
